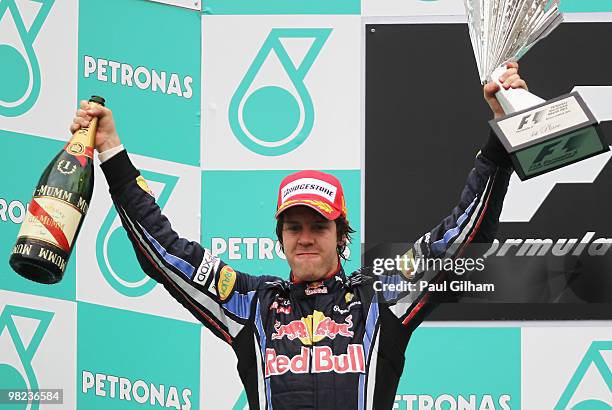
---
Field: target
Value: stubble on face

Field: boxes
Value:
[281,206,340,282]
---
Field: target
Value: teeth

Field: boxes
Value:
[463,0,563,83]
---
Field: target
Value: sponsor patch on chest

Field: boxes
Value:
[265,344,365,377]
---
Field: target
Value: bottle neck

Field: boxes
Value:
[65,102,101,164]
[73,118,96,144]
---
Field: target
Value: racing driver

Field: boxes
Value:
[71,63,526,409]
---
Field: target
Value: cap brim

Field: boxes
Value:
[275,201,341,220]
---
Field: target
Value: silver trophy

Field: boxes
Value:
[465,0,609,180]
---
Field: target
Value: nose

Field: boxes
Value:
[297,227,314,246]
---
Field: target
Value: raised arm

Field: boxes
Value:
[378,63,525,331]
[71,103,263,345]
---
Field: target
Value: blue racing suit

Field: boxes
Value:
[100,133,512,409]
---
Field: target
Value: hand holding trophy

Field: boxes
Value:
[464,0,609,180]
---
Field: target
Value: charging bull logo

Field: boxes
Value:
[272,310,353,345]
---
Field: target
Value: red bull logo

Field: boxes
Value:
[272,319,310,341]
[272,311,354,345]
[314,315,353,339]
[265,344,365,377]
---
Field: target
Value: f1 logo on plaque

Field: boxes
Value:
[0,0,54,117]
[229,28,332,156]
[0,305,53,410]
[96,171,178,297]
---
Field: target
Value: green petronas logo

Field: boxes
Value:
[555,341,612,409]
[96,171,179,297]
[0,0,54,117]
[229,28,332,156]
[0,305,54,410]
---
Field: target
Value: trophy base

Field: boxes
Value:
[490,92,609,180]
[510,124,608,180]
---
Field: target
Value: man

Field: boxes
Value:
[71,63,526,409]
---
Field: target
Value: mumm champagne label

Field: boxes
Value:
[13,185,91,273]
[17,187,88,252]
[13,239,68,273]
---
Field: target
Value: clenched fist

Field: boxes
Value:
[70,100,122,153]
[483,61,528,119]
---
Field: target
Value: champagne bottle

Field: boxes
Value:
[9,96,105,284]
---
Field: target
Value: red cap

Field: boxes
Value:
[275,170,347,220]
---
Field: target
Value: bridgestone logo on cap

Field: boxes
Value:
[282,178,337,202]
